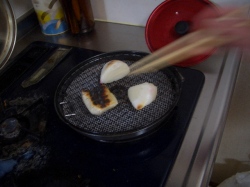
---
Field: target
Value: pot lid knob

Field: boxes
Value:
[175,21,189,35]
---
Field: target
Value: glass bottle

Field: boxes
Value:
[60,0,95,34]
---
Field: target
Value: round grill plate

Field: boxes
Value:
[55,51,182,141]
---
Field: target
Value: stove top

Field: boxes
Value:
[0,41,204,187]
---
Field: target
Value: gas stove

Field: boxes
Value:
[0,41,204,187]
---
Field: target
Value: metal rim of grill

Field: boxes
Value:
[54,51,182,142]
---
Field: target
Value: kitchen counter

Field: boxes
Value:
[11,20,241,187]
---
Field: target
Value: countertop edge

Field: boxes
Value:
[165,48,242,187]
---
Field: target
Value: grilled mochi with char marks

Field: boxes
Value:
[81,85,118,115]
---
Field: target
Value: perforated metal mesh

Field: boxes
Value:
[56,52,180,137]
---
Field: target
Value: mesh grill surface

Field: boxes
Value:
[56,52,180,136]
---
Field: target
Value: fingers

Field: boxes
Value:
[192,6,250,48]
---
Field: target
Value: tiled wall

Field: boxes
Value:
[9,0,250,25]
[91,0,250,26]
[91,0,165,26]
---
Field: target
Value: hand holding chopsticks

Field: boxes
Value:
[129,6,250,75]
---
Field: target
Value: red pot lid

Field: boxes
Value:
[145,0,218,67]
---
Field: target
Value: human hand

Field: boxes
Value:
[192,6,250,49]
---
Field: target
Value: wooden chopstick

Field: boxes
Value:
[129,6,249,75]
[129,32,234,75]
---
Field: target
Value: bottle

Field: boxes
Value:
[60,0,95,34]
[32,0,68,35]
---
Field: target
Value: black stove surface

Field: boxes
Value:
[0,42,204,187]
